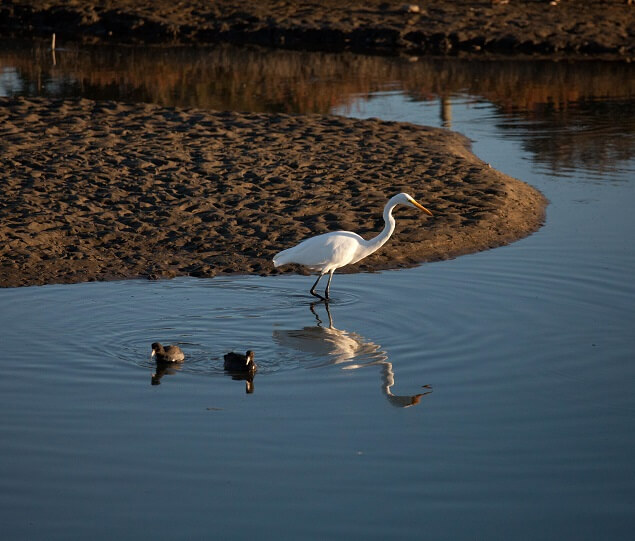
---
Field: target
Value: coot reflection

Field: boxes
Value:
[151,359,184,386]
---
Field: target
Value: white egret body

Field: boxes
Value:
[272,192,432,300]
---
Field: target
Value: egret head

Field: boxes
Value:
[400,192,433,216]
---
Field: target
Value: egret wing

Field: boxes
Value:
[273,231,364,272]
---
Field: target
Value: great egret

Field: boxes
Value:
[223,350,257,372]
[151,342,185,363]
[272,192,433,300]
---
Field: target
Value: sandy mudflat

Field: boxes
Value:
[0,97,546,288]
[1,0,633,59]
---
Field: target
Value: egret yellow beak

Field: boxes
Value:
[410,198,433,216]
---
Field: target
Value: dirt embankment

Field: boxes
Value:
[0,97,546,288]
[1,0,633,59]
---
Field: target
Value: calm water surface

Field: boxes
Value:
[1,42,634,540]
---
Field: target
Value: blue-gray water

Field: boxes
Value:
[1,43,634,540]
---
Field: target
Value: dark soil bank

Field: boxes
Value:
[0,97,545,287]
[1,0,633,58]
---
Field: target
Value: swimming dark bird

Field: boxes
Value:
[273,193,433,300]
[151,342,185,363]
[224,350,256,372]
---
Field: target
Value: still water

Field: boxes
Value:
[1,42,634,540]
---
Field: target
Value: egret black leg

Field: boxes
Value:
[324,270,335,300]
[310,273,326,300]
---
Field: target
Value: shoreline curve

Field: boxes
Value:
[0,97,547,288]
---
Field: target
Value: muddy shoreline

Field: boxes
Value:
[0,97,546,288]
[1,0,633,59]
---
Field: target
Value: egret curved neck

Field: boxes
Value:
[361,201,398,256]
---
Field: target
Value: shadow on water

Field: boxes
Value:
[1,39,634,179]
[274,301,432,408]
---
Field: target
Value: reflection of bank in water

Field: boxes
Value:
[4,42,632,177]
[273,303,431,408]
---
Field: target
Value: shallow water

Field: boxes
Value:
[1,42,634,540]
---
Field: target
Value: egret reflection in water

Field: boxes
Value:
[273,302,431,408]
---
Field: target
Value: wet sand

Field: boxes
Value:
[1,0,633,59]
[0,97,545,288]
